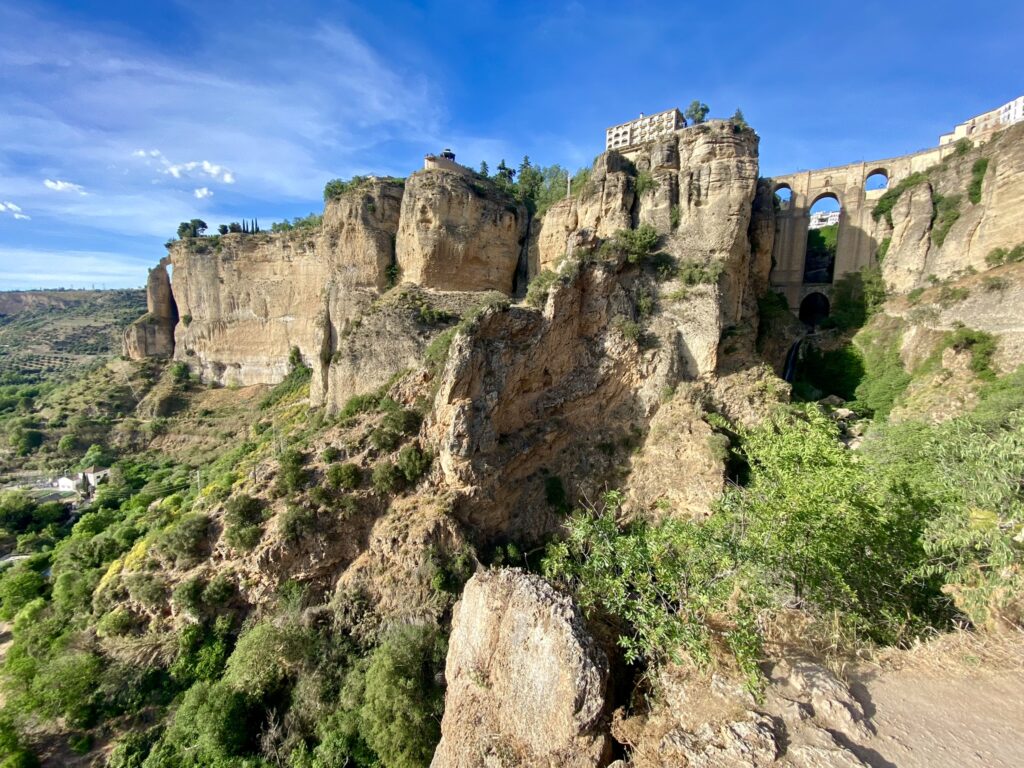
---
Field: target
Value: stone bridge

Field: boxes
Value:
[769,142,961,322]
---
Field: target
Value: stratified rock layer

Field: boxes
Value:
[431,569,609,768]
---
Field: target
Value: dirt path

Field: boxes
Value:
[847,660,1024,767]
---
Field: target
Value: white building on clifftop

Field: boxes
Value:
[940,95,1024,146]
[605,108,686,152]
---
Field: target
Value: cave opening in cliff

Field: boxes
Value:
[799,292,830,326]
[803,193,840,284]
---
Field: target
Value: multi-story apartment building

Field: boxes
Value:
[605,108,686,151]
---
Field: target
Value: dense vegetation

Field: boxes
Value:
[547,374,1024,689]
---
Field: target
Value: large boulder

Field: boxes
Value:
[431,569,610,768]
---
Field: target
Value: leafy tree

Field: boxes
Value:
[359,625,446,768]
[217,224,229,235]
[478,160,489,177]
[684,100,710,124]
[0,565,47,619]
[731,108,748,128]
[176,219,208,239]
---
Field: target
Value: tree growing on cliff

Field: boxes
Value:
[685,100,710,124]
[732,108,748,129]
[176,219,208,239]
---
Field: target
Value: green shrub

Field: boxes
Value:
[96,608,135,638]
[382,408,421,437]
[981,276,1009,292]
[612,315,642,343]
[0,565,46,620]
[222,621,311,700]
[876,236,891,262]
[937,285,969,307]
[544,490,761,685]
[371,461,403,495]
[931,193,961,247]
[968,158,989,204]
[124,572,168,608]
[171,576,205,616]
[155,513,211,567]
[107,727,160,768]
[145,680,255,764]
[600,225,660,264]
[328,462,362,490]
[260,352,312,409]
[794,344,865,402]
[370,426,401,452]
[525,269,560,308]
[670,205,681,230]
[907,287,925,303]
[321,446,341,463]
[946,327,998,379]
[222,494,264,550]
[279,504,317,543]
[276,448,309,495]
[822,267,885,331]
[324,176,369,201]
[634,171,657,197]
[201,570,235,606]
[397,445,432,484]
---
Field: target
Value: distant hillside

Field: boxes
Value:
[0,289,146,383]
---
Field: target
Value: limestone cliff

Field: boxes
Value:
[123,261,176,359]
[881,123,1024,293]
[127,172,527,411]
[396,168,527,294]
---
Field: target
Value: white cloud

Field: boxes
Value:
[44,179,86,194]
[194,187,212,199]
[0,200,29,220]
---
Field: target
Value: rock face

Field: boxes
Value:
[123,261,177,359]
[397,169,528,294]
[431,569,609,768]
[882,123,1024,293]
[613,661,873,768]
[532,121,763,328]
[126,171,530,409]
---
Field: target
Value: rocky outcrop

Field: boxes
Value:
[882,123,1024,293]
[428,260,649,540]
[123,261,177,359]
[533,121,762,327]
[397,169,527,294]
[431,569,609,768]
[167,179,404,390]
[613,661,873,768]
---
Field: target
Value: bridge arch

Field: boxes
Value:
[773,183,793,209]
[799,292,830,326]
[865,169,889,191]
[803,194,841,284]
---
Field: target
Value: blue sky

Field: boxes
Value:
[1,0,1021,290]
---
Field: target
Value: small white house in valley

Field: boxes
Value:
[81,466,110,488]
[56,476,78,492]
